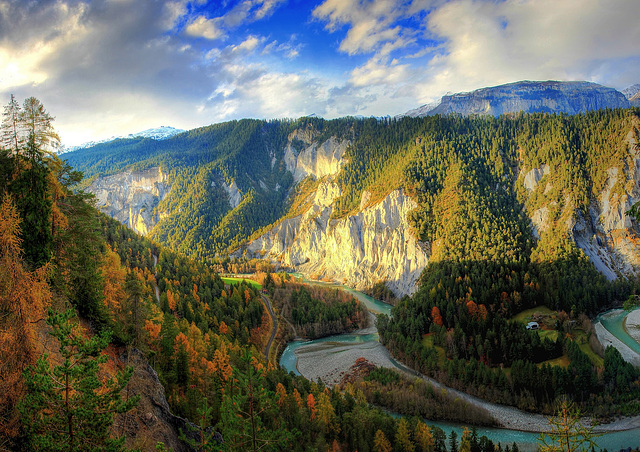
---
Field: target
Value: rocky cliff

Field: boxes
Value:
[244,182,430,296]
[410,81,630,117]
[284,129,350,183]
[87,167,170,236]
[520,128,640,280]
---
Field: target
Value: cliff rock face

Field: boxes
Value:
[411,81,630,117]
[113,349,202,452]
[245,183,430,296]
[573,146,640,279]
[284,130,349,183]
[88,167,170,236]
[521,129,640,280]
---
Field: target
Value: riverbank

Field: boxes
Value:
[596,309,640,367]
[284,283,640,437]
[624,308,640,344]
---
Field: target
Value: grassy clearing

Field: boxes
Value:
[222,277,262,289]
[571,329,604,367]
[513,307,604,368]
[541,354,571,369]
[422,334,446,366]
[512,306,555,323]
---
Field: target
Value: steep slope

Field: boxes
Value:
[70,110,640,298]
[408,80,630,117]
[87,166,170,235]
[243,183,429,295]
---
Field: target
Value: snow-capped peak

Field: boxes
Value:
[61,126,184,154]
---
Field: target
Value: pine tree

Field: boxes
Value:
[537,397,600,452]
[218,350,293,451]
[415,420,435,452]
[179,397,223,452]
[396,417,415,452]
[18,308,139,451]
[373,429,392,452]
[20,96,60,154]
[10,133,53,269]
[449,430,459,452]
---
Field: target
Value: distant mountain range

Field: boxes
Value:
[61,126,184,153]
[405,80,640,117]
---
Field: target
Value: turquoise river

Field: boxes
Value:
[279,279,640,451]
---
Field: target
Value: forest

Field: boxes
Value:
[1,96,523,451]
[3,95,640,451]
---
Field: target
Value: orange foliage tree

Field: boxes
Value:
[0,196,51,440]
[431,306,443,326]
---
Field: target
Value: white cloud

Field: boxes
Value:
[349,56,410,88]
[185,15,224,40]
[0,1,89,90]
[419,0,640,96]
[233,35,262,53]
[253,0,287,20]
[313,0,413,55]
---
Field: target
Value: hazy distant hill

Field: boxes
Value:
[406,80,631,117]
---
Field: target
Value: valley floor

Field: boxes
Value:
[293,323,640,434]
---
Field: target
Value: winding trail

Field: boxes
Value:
[262,294,278,364]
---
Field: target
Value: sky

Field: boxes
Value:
[1,0,639,147]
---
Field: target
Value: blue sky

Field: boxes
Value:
[1,0,639,146]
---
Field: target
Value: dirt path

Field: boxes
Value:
[262,294,278,364]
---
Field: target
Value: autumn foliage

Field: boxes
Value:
[0,197,51,439]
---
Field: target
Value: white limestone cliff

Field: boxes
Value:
[284,132,350,183]
[88,167,170,236]
[245,183,430,296]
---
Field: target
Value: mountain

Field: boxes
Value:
[406,80,631,117]
[61,126,184,153]
[59,99,640,425]
[66,106,640,299]
[622,84,640,99]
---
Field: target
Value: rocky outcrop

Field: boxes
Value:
[284,133,350,183]
[113,349,208,452]
[573,146,640,279]
[219,179,242,208]
[244,184,430,296]
[88,167,170,236]
[522,129,640,280]
[409,81,630,117]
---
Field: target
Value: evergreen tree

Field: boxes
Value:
[20,96,60,153]
[218,350,294,451]
[449,431,459,452]
[19,309,139,451]
[10,134,53,269]
[179,397,223,451]
[374,429,393,452]
[396,417,415,451]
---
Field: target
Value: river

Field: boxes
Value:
[280,280,640,450]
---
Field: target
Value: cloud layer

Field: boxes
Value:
[0,0,638,145]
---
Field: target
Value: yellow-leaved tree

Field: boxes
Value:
[0,196,51,443]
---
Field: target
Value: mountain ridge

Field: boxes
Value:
[405,80,635,117]
[67,107,640,297]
